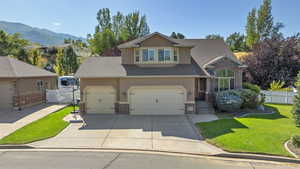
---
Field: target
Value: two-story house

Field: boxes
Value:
[75,32,246,115]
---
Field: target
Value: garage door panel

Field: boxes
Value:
[130,87,186,115]
[86,86,115,114]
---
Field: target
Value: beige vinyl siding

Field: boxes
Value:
[0,80,14,110]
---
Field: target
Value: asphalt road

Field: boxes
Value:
[0,151,299,169]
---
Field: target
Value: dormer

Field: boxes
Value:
[118,32,194,65]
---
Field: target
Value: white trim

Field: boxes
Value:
[118,101,129,104]
[184,101,195,104]
[215,69,235,92]
[134,47,179,64]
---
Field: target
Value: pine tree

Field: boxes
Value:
[293,72,300,127]
[257,0,273,40]
[246,8,258,49]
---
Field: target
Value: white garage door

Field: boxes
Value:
[130,86,186,115]
[0,81,13,110]
[85,86,116,114]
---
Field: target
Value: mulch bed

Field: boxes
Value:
[287,141,300,158]
[216,106,275,118]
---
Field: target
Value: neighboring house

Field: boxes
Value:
[75,32,246,115]
[0,56,57,111]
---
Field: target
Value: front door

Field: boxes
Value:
[196,78,206,101]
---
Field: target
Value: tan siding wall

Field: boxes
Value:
[121,48,134,64]
[15,77,57,108]
[140,35,173,47]
[0,78,15,110]
[17,77,57,94]
[179,47,192,64]
[120,35,192,65]
[119,77,195,102]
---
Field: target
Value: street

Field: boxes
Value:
[0,151,299,169]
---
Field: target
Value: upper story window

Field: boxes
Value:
[135,47,179,64]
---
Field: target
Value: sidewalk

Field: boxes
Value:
[0,104,67,139]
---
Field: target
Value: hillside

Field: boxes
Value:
[0,21,85,45]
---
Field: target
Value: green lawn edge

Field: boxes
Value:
[197,104,300,157]
[0,106,73,145]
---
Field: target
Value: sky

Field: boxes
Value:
[0,0,299,38]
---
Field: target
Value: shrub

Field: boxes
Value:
[215,90,243,112]
[291,135,300,148]
[269,80,285,91]
[236,89,260,109]
[243,82,261,94]
[293,72,300,127]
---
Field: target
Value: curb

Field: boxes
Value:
[1,146,300,164]
[214,152,300,164]
[0,145,34,149]
[284,140,299,158]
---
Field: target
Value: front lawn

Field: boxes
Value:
[197,104,300,157]
[0,106,73,144]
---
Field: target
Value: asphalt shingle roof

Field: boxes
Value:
[0,56,57,78]
[75,32,242,78]
[75,57,207,78]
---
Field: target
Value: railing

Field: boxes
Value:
[261,90,296,104]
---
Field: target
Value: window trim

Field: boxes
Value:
[215,69,235,92]
[134,47,179,64]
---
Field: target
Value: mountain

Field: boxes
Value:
[0,21,85,46]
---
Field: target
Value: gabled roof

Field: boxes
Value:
[118,32,195,49]
[0,56,57,78]
[74,56,207,78]
[172,39,242,67]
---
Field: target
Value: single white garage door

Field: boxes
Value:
[130,86,186,115]
[0,81,13,110]
[85,86,116,114]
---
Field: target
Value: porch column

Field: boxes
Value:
[205,78,212,102]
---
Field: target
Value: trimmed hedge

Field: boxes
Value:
[215,89,261,112]
[215,90,243,112]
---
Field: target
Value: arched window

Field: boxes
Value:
[215,69,235,92]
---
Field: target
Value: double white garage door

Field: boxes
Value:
[85,86,186,115]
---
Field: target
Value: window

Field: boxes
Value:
[148,49,155,61]
[142,49,148,61]
[174,48,178,62]
[37,80,44,91]
[135,49,140,62]
[215,69,235,92]
[136,48,178,64]
[164,50,171,61]
[158,49,164,61]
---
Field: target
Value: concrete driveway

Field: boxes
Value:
[31,114,222,154]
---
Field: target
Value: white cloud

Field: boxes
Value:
[52,22,61,26]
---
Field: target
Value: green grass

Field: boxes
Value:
[197,104,300,157]
[0,106,73,144]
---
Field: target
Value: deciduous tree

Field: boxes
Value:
[243,34,300,89]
